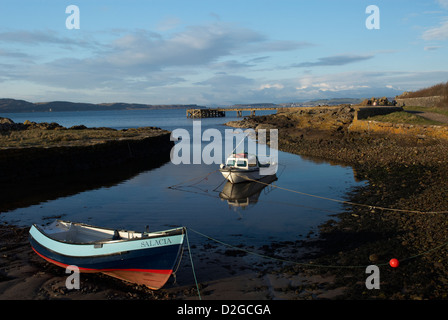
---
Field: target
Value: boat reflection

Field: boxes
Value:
[219,174,278,210]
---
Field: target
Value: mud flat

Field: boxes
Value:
[0,222,352,300]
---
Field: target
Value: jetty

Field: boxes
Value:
[186,107,281,118]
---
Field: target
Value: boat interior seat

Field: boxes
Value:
[62,225,115,243]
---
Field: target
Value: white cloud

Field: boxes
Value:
[259,83,284,90]
[0,30,98,49]
[3,21,313,92]
[437,0,448,9]
[422,19,448,40]
[290,54,374,68]
[424,45,442,50]
[105,23,269,69]
[422,1,448,40]
[291,71,448,100]
[196,74,254,87]
[105,24,312,69]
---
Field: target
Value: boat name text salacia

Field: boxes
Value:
[140,237,173,248]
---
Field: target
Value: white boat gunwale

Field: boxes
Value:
[30,220,185,246]
[220,167,259,173]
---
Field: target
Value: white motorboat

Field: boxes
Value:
[219,152,277,184]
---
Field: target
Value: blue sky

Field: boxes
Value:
[0,0,447,105]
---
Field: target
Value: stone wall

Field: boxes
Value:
[395,96,445,108]
[0,133,174,183]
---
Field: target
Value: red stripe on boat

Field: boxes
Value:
[31,247,173,274]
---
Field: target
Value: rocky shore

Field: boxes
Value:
[224,105,448,299]
[0,117,174,183]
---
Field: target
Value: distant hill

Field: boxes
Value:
[226,99,363,109]
[230,103,278,108]
[0,98,204,113]
[0,99,36,112]
[278,98,363,107]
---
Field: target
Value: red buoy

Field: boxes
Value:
[389,258,399,268]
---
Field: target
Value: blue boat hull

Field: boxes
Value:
[29,222,185,289]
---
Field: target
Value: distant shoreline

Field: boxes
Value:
[0,97,365,113]
[0,98,206,113]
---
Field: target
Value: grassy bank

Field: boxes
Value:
[0,126,167,148]
[365,111,444,125]
[403,106,448,117]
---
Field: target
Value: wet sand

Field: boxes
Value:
[0,223,343,300]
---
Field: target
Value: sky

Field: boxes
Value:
[0,0,447,105]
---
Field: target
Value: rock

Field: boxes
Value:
[25,121,65,130]
[369,254,379,262]
[0,117,15,125]
[0,117,27,131]
[69,125,88,130]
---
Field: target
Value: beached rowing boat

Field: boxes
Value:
[29,220,185,290]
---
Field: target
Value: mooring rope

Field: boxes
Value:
[167,169,219,190]
[188,227,370,269]
[180,227,448,301]
[167,167,448,287]
[169,167,448,214]
[185,228,202,300]
[171,245,184,285]
[187,227,448,269]
[238,174,448,215]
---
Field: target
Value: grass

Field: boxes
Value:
[0,127,166,148]
[366,111,445,125]
[403,105,448,117]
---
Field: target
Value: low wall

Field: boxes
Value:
[0,133,174,183]
[348,118,448,140]
[395,96,445,108]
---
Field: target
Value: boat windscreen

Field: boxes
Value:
[236,160,247,167]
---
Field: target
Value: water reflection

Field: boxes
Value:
[0,156,171,214]
[0,109,365,246]
[219,174,278,210]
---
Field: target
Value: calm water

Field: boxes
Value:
[1,109,364,247]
